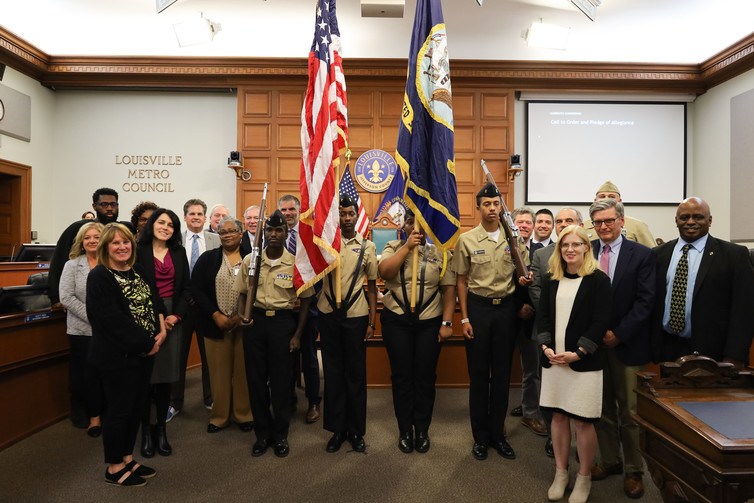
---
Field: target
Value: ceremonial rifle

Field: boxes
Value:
[480,160,530,280]
[241,183,268,324]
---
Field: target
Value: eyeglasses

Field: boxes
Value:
[218,230,240,236]
[561,242,587,250]
[96,202,119,209]
[592,218,617,228]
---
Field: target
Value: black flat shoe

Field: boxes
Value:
[252,438,271,457]
[415,431,430,454]
[472,442,488,461]
[274,439,290,458]
[140,425,155,458]
[154,424,172,456]
[207,423,223,433]
[238,422,254,432]
[545,437,554,458]
[349,433,366,453]
[491,439,516,460]
[105,467,146,487]
[125,460,156,479]
[326,432,347,453]
[398,431,413,453]
[87,426,102,438]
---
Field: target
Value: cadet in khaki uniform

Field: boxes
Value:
[378,209,457,454]
[234,210,313,459]
[318,195,378,454]
[453,183,528,462]
[583,181,656,248]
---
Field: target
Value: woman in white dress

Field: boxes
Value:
[535,225,611,503]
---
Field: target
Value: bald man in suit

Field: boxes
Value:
[652,197,754,366]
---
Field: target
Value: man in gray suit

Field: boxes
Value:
[169,198,221,421]
[529,207,584,457]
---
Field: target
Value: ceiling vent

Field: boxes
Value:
[361,0,405,18]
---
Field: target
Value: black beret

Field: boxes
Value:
[477,182,501,199]
[265,209,287,228]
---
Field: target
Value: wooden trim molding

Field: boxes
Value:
[1,26,754,93]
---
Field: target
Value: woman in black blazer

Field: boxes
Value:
[191,216,253,433]
[87,223,165,487]
[534,225,611,503]
[135,208,190,458]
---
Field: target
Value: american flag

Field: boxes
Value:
[339,166,369,237]
[295,0,347,293]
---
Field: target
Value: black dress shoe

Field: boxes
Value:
[349,433,366,452]
[415,431,430,454]
[274,439,290,458]
[141,425,155,458]
[86,425,102,438]
[491,439,516,460]
[398,431,414,453]
[472,442,488,460]
[207,423,223,433]
[326,432,347,453]
[154,424,172,456]
[238,421,254,432]
[545,437,554,458]
[252,438,271,457]
[510,405,523,417]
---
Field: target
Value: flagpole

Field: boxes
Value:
[410,223,420,312]
[336,164,342,308]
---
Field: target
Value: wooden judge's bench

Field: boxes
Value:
[634,356,754,503]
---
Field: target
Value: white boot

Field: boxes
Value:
[548,468,569,501]
[568,473,592,503]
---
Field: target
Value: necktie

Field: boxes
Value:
[531,241,544,254]
[599,243,610,275]
[287,228,297,255]
[669,244,691,334]
[190,234,199,275]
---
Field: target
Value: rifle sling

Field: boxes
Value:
[325,238,367,313]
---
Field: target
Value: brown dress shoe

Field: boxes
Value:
[306,404,321,424]
[591,462,623,481]
[624,473,645,499]
[521,417,548,436]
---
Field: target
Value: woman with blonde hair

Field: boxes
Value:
[60,221,105,435]
[535,225,611,503]
[87,223,166,486]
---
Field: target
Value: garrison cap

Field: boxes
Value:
[477,182,501,199]
[339,193,357,210]
[265,209,287,228]
[596,181,620,196]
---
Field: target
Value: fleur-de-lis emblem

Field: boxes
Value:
[368,160,384,183]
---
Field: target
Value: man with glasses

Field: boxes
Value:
[652,197,754,367]
[240,205,260,258]
[583,181,656,248]
[588,198,655,499]
[529,207,584,457]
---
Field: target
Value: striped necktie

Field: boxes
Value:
[668,244,691,334]
[190,234,200,275]
[287,228,297,255]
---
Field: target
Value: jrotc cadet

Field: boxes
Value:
[235,210,313,459]
[583,181,656,248]
[453,183,529,461]
[378,209,457,454]
[318,194,378,454]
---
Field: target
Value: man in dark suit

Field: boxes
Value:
[240,205,260,258]
[169,198,221,421]
[530,206,583,458]
[588,198,655,499]
[652,197,754,367]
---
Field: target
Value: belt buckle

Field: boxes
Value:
[492,298,502,305]
[265,310,275,317]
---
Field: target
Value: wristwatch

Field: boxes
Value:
[441,321,452,328]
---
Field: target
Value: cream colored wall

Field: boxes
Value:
[0,67,238,243]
